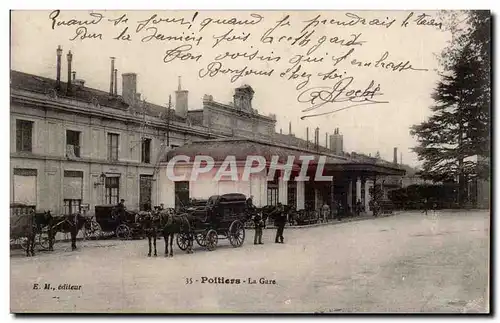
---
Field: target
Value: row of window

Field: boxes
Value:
[15,119,180,163]
[13,167,157,214]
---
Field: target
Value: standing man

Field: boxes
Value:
[246,195,256,212]
[355,199,362,216]
[274,203,287,244]
[422,198,428,215]
[253,211,264,245]
[115,199,126,223]
[321,202,330,223]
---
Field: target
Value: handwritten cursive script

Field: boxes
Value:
[297,77,389,119]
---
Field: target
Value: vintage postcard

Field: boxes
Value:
[9,9,490,313]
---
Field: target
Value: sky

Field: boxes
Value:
[10,10,454,167]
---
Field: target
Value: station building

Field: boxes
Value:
[10,47,405,216]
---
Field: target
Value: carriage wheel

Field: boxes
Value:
[176,233,190,251]
[38,231,53,250]
[18,237,28,251]
[195,232,207,247]
[85,220,102,240]
[116,224,131,240]
[205,230,218,251]
[228,220,245,248]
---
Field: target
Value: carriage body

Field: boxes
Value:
[10,203,36,240]
[94,205,141,239]
[176,193,250,251]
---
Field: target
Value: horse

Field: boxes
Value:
[158,209,193,257]
[10,208,36,257]
[137,211,161,257]
[49,213,88,251]
[259,204,294,226]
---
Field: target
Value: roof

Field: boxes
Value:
[164,137,349,164]
[10,70,184,122]
[164,138,405,176]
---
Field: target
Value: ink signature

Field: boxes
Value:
[297,77,388,120]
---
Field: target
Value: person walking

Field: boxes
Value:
[274,203,287,243]
[253,212,264,245]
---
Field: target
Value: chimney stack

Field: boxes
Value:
[393,147,398,164]
[56,45,62,90]
[326,132,328,147]
[122,73,137,106]
[72,71,76,81]
[175,76,189,119]
[109,57,115,96]
[280,128,282,134]
[306,127,309,148]
[66,50,73,96]
[315,127,319,149]
[114,68,118,96]
[289,121,292,135]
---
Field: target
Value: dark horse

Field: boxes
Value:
[259,204,294,225]
[137,211,161,257]
[158,209,193,257]
[49,213,88,251]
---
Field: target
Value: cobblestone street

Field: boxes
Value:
[10,210,489,313]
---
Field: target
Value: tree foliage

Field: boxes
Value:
[410,11,490,195]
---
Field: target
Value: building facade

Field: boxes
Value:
[10,47,406,216]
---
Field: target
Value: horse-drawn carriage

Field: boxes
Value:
[90,205,142,240]
[10,203,51,254]
[292,209,319,226]
[176,193,252,251]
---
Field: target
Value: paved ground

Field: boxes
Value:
[10,210,490,313]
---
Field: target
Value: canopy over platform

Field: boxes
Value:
[164,138,405,177]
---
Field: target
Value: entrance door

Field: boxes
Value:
[287,182,297,209]
[304,182,315,210]
[175,181,190,210]
[139,175,153,211]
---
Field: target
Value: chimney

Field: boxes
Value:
[122,73,137,106]
[306,127,309,148]
[66,50,73,96]
[175,76,188,119]
[72,71,76,81]
[109,57,115,96]
[289,121,292,135]
[56,46,62,90]
[315,127,319,149]
[326,132,328,147]
[280,128,282,134]
[114,68,118,96]
[393,147,398,164]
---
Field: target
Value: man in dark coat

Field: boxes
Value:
[273,203,287,243]
[253,212,264,245]
[115,199,126,223]
[246,195,256,211]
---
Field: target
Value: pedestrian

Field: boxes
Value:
[246,195,256,212]
[355,199,362,216]
[115,199,126,223]
[337,201,343,221]
[274,203,287,243]
[422,198,428,215]
[253,212,264,245]
[321,203,330,223]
